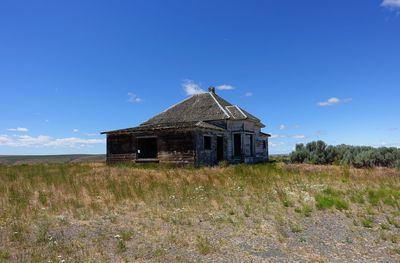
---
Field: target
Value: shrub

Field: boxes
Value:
[290,141,400,168]
[396,160,400,171]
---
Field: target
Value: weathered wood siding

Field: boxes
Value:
[106,130,196,164]
[226,120,268,163]
[106,121,268,166]
[195,130,228,166]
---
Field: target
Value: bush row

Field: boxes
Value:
[289,140,400,168]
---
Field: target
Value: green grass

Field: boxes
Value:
[315,188,349,211]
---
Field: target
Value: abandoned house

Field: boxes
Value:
[102,87,270,166]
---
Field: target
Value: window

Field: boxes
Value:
[263,140,266,150]
[204,136,211,150]
[109,135,133,154]
[234,134,241,157]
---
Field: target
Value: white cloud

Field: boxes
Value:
[216,84,234,91]
[244,92,253,97]
[182,80,205,96]
[0,134,105,148]
[270,134,306,139]
[128,93,142,103]
[382,0,400,8]
[73,129,79,133]
[270,141,285,148]
[317,97,352,107]
[279,124,287,130]
[7,127,28,132]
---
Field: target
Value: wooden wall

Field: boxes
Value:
[105,123,269,166]
[106,130,196,165]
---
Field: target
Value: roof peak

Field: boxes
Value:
[140,89,261,126]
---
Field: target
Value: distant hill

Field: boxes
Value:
[0,154,105,165]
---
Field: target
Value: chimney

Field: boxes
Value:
[208,86,216,94]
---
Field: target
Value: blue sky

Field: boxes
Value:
[1,0,400,155]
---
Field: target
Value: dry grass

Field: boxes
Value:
[0,163,399,262]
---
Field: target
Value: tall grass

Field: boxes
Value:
[0,163,399,261]
[1,163,399,223]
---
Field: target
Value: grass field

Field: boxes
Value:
[0,163,399,262]
[0,154,105,165]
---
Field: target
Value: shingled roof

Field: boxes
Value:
[140,88,261,126]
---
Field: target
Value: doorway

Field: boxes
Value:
[217,136,224,162]
[137,137,158,159]
[233,134,242,157]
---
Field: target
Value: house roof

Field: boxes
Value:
[101,121,225,135]
[140,91,261,126]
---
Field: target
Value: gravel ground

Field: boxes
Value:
[2,204,399,263]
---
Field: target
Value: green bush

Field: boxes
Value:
[396,160,400,171]
[290,141,400,168]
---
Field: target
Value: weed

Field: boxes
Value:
[283,199,293,207]
[10,221,25,242]
[119,230,134,241]
[380,223,390,230]
[361,216,374,228]
[196,235,214,255]
[388,248,400,255]
[36,219,51,243]
[289,222,303,233]
[386,216,400,228]
[390,235,398,244]
[38,191,47,206]
[295,205,313,217]
[116,239,127,253]
[0,249,10,260]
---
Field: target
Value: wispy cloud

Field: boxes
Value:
[0,134,105,148]
[270,134,306,139]
[7,127,28,132]
[84,133,98,136]
[244,92,253,97]
[127,93,142,103]
[292,134,306,139]
[73,129,79,133]
[381,0,400,8]
[182,80,205,96]
[270,141,285,148]
[279,124,287,130]
[317,97,352,107]
[216,84,234,91]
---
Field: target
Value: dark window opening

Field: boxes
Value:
[204,136,211,150]
[109,135,133,154]
[137,137,158,159]
[249,134,253,156]
[217,136,224,162]
[234,134,242,157]
[263,140,267,150]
